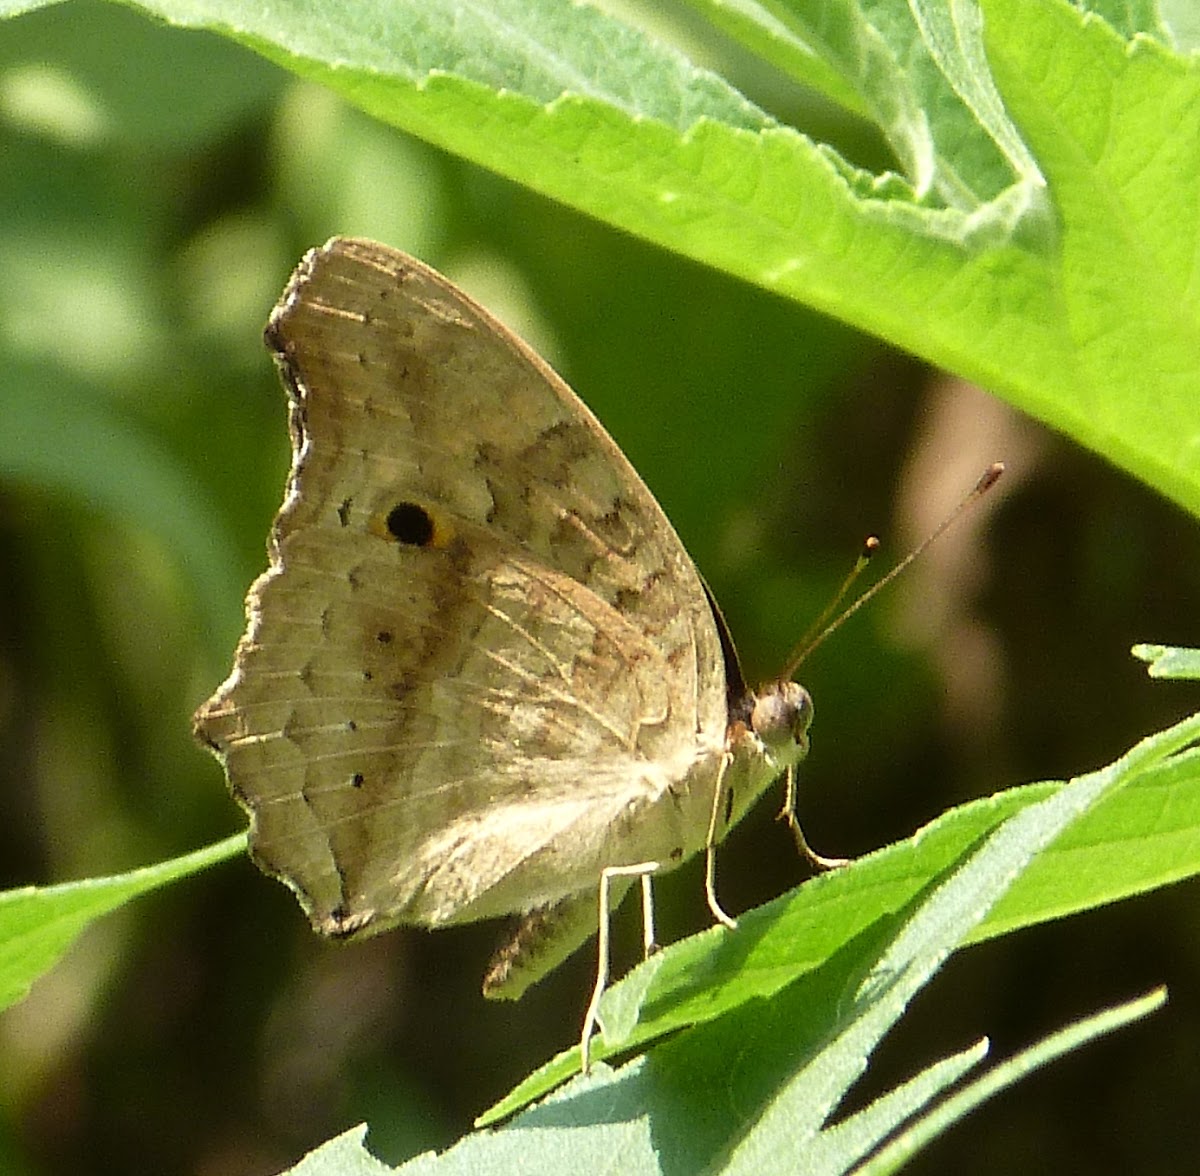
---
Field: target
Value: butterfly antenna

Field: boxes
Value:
[779,461,1005,681]
[781,535,882,673]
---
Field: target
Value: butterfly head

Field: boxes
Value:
[748,679,812,770]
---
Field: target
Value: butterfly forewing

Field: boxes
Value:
[194,239,730,937]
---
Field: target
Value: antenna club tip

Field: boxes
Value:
[777,463,1005,677]
[978,461,1005,492]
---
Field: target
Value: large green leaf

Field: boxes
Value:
[8,0,1192,515]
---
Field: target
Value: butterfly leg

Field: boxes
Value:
[779,766,849,870]
[580,860,659,1074]
[703,751,739,930]
[640,871,658,958]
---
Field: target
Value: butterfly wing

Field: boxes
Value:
[194,239,729,938]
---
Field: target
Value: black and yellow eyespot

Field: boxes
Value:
[371,500,456,548]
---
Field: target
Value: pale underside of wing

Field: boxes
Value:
[194,238,730,937]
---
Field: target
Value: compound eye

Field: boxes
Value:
[750,681,813,749]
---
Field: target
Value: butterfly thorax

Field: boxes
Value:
[482,678,813,1000]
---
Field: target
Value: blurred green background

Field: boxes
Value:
[2,2,1200,1173]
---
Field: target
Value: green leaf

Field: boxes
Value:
[856,988,1168,1175]
[981,0,1200,517]
[670,0,871,118]
[1131,643,1200,680]
[40,0,1194,520]
[284,1126,394,1176]
[274,994,1165,1175]
[0,834,245,1012]
[483,708,1200,1123]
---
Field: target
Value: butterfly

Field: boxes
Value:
[194,238,825,1069]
